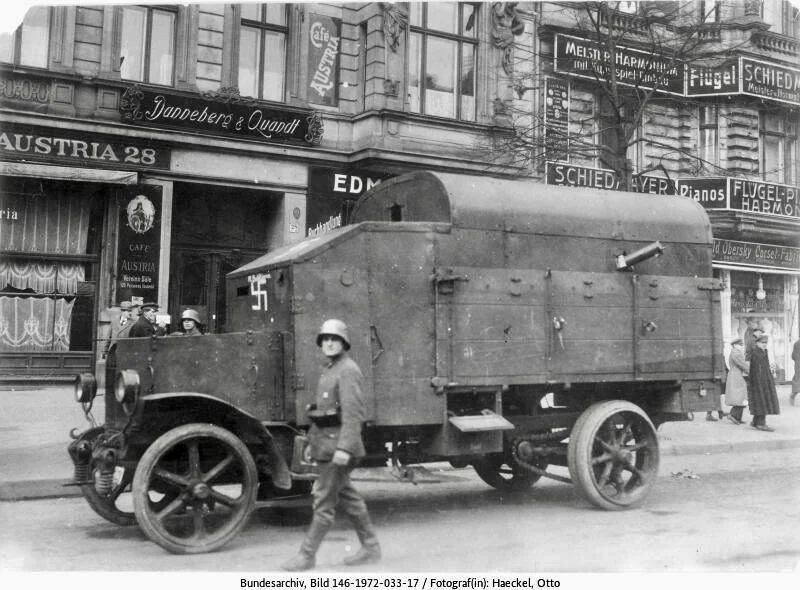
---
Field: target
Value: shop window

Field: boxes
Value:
[238,3,287,102]
[729,272,789,382]
[408,2,478,122]
[0,6,50,68]
[0,180,103,353]
[699,105,719,170]
[760,111,798,185]
[196,4,226,92]
[120,5,177,86]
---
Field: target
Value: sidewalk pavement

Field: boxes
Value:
[1,383,799,502]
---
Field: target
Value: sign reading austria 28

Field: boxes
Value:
[307,15,341,106]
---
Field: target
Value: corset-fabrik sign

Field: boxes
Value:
[119,86,324,146]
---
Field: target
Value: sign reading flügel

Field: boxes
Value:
[0,122,170,170]
[677,177,799,219]
[307,15,341,106]
[120,86,323,146]
[713,238,800,272]
[554,34,684,95]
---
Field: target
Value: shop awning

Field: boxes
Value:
[0,162,138,184]
[713,262,800,276]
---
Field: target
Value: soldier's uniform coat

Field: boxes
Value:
[307,353,366,461]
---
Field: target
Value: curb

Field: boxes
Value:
[0,479,83,502]
[660,436,800,456]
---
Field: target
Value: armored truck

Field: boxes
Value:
[69,171,723,554]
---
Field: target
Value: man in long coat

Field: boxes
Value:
[282,319,380,571]
[725,338,748,425]
[748,335,780,431]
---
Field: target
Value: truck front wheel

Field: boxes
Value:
[132,423,258,554]
[567,401,659,510]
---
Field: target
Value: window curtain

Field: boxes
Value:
[0,296,76,351]
[0,261,85,294]
[0,191,90,352]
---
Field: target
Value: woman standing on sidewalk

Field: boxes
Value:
[748,335,780,432]
[725,339,748,424]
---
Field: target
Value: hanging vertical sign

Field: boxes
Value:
[544,77,569,162]
[307,15,341,106]
[116,185,162,304]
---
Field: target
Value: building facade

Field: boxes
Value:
[0,2,522,380]
[531,0,799,383]
[1,1,798,383]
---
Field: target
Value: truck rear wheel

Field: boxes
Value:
[132,423,258,554]
[567,401,659,510]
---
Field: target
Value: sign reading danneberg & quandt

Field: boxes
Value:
[120,86,324,146]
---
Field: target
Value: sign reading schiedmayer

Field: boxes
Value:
[120,86,324,145]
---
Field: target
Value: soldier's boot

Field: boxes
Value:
[343,511,381,566]
[282,518,330,572]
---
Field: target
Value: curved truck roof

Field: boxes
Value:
[350,171,712,245]
[230,171,713,279]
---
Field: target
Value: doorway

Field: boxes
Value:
[169,182,279,334]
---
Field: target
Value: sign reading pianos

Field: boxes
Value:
[120,86,324,146]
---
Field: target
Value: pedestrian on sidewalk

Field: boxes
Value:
[282,319,381,572]
[747,334,780,432]
[725,338,748,425]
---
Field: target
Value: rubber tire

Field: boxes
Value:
[567,400,659,511]
[132,423,258,554]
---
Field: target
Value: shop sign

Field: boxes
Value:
[545,162,675,194]
[730,178,799,219]
[0,73,50,109]
[120,86,324,146]
[675,177,728,208]
[307,15,340,107]
[0,122,170,170]
[686,61,739,97]
[306,167,395,237]
[544,77,569,162]
[677,177,800,220]
[713,238,800,272]
[740,57,800,106]
[554,34,684,95]
[116,186,162,303]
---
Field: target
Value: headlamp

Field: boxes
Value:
[115,369,141,405]
[74,373,97,404]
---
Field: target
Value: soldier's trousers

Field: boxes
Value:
[311,460,370,525]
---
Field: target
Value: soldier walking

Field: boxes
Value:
[282,319,381,571]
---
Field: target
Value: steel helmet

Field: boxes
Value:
[181,309,201,325]
[316,318,350,349]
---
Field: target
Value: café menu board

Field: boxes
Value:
[116,185,162,304]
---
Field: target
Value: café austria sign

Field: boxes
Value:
[120,86,324,146]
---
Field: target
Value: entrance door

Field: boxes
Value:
[169,249,242,334]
